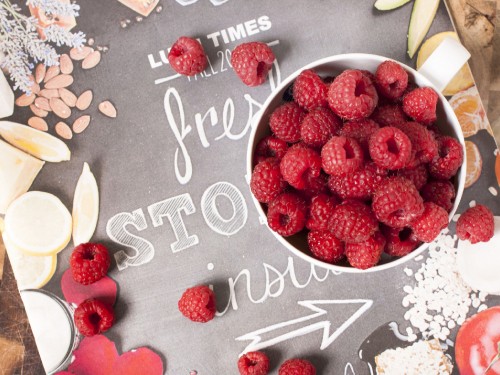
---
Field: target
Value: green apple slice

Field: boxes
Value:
[374,0,412,11]
[407,0,440,58]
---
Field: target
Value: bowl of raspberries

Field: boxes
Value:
[247,53,466,272]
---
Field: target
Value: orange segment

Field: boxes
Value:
[464,141,482,188]
[495,151,500,187]
[449,86,490,138]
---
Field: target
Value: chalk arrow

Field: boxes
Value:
[235,299,373,355]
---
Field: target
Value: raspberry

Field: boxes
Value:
[393,121,438,168]
[420,180,456,212]
[293,69,328,110]
[403,87,439,124]
[267,193,308,236]
[410,202,449,243]
[306,194,338,231]
[70,243,111,285]
[278,359,316,375]
[250,158,287,203]
[456,204,494,244]
[329,200,378,243]
[308,230,345,263]
[395,164,428,190]
[429,136,464,180]
[328,162,387,200]
[345,231,386,270]
[339,118,380,152]
[301,173,329,199]
[178,285,216,323]
[328,70,378,120]
[231,42,275,87]
[74,298,115,336]
[168,36,207,76]
[321,136,364,176]
[280,146,321,190]
[269,102,305,143]
[238,351,270,375]
[370,104,407,127]
[368,127,412,170]
[375,60,409,100]
[300,108,342,148]
[381,226,420,257]
[372,177,424,228]
[254,136,288,164]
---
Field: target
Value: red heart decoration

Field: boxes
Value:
[68,335,119,375]
[111,347,164,375]
[61,269,117,306]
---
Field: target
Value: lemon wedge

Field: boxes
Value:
[407,0,440,58]
[0,121,70,162]
[72,162,99,246]
[4,191,72,256]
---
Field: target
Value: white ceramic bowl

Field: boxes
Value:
[247,53,466,273]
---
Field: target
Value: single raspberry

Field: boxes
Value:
[393,121,438,168]
[280,146,321,190]
[70,243,111,285]
[428,136,464,180]
[300,108,342,148]
[308,230,345,264]
[74,298,115,336]
[269,102,305,143]
[339,118,380,153]
[368,127,412,170]
[456,204,494,244]
[293,69,328,110]
[231,42,275,87]
[178,285,216,323]
[238,351,270,375]
[267,193,308,237]
[329,200,378,243]
[372,177,424,228]
[250,158,287,203]
[328,70,378,120]
[420,180,456,212]
[375,60,409,100]
[395,164,429,190]
[370,104,407,127]
[306,194,339,231]
[279,359,316,375]
[345,231,386,269]
[167,37,207,76]
[254,136,288,164]
[328,162,387,200]
[403,87,439,124]
[321,136,364,176]
[381,225,420,257]
[410,202,449,242]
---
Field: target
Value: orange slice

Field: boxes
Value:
[495,151,500,187]
[449,86,490,138]
[464,141,482,188]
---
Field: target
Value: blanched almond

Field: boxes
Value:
[44,65,60,83]
[30,104,48,118]
[55,121,73,139]
[34,97,51,111]
[15,93,36,107]
[70,46,93,61]
[35,64,46,83]
[76,90,93,110]
[73,115,91,134]
[50,97,71,119]
[59,54,73,74]
[45,74,74,89]
[39,89,60,99]
[98,100,117,118]
[28,117,48,131]
[30,82,40,95]
[59,88,77,107]
[82,51,101,70]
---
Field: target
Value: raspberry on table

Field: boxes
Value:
[293,69,329,110]
[308,230,345,264]
[306,194,339,231]
[456,204,494,244]
[372,177,424,228]
[300,107,342,148]
[402,87,439,124]
[321,136,364,176]
[370,104,407,127]
[329,200,378,243]
[428,136,464,180]
[328,69,379,120]
[410,202,449,243]
[238,351,270,375]
[381,226,420,257]
[339,118,380,153]
[375,60,409,100]
[74,298,115,336]
[250,158,287,203]
[267,193,308,237]
[70,243,111,285]
[178,285,216,323]
[328,162,387,200]
[395,164,429,190]
[168,36,207,76]
[254,136,288,164]
[420,180,456,212]
[269,102,305,143]
[368,127,412,170]
[280,146,322,190]
[278,358,316,375]
[393,121,438,168]
[231,42,275,87]
[346,231,386,270]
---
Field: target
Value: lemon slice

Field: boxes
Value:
[72,163,99,246]
[0,121,71,162]
[4,191,72,256]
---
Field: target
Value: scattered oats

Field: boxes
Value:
[452,214,460,222]
[478,304,488,312]
[479,291,487,302]
[489,187,498,196]
[447,320,455,330]
[97,46,103,51]
[88,38,95,46]
[415,255,424,262]
[120,20,128,28]
[404,267,413,277]
[126,19,131,23]
[136,16,143,22]
[102,46,109,53]
[156,5,162,12]
[469,200,476,207]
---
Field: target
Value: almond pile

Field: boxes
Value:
[14,46,117,140]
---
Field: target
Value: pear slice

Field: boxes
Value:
[374,0,411,11]
[408,0,440,58]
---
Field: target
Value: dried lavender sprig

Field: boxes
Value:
[26,0,80,17]
[44,24,85,47]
